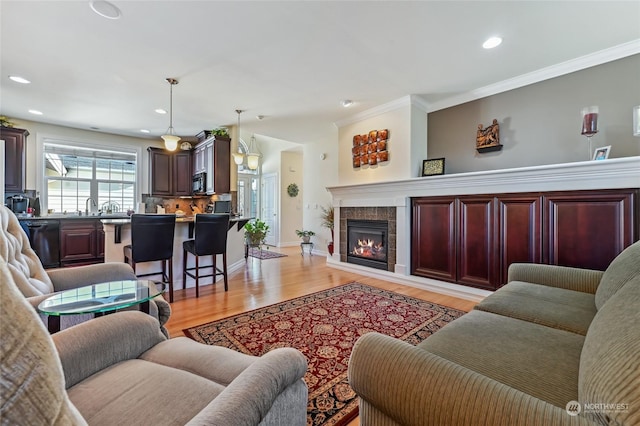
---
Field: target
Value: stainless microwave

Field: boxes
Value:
[192,172,206,194]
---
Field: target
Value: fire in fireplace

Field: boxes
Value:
[347,219,388,270]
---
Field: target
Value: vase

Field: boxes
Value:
[302,236,311,244]
[328,241,334,255]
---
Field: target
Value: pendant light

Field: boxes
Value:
[247,135,261,170]
[161,78,180,151]
[232,109,245,165]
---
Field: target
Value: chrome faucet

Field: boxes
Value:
[85,197,97,216]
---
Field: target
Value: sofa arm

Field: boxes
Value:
[47,262,136,291]
[349,333,594,426]
[186,348,308,426]
[507,263,603,294]
[52,311,167,389]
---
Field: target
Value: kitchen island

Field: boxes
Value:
[101,215,252,291]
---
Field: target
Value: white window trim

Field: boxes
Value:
[36,133,143,211]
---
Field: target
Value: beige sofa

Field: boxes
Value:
[0,205,171,334]
[349,240,640,426]
[0,261,308,425]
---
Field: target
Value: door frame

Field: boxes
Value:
[261,172,279,247]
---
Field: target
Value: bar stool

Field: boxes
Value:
[183,214,230,297]
[123,214,176,302]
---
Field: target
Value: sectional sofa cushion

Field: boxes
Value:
[417,310,585,409]
[579,275,640,426]
[474,281,597,335]
[594,241,640,309]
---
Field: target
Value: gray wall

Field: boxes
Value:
[427,54,640,174]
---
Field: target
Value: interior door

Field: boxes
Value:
[262,172,278,247]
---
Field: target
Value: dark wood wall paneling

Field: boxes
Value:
[411,188,638,291]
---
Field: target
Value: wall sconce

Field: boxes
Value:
[633,105,640,137]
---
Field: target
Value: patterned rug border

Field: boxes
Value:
[248,247,288,260]
[183,282,466,425]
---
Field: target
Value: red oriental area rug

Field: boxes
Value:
[183,282,466,425]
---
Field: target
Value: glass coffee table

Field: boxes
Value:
[38,280,164,333]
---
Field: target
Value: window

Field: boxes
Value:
[44,142,136,214]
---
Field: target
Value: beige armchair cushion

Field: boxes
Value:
[0,205,53,296]
[0,261,86,425]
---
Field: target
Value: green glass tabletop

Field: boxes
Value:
[38,280,163,316]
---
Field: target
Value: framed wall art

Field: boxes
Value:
[352,129,390,168]
[421,158,445,176]
[592,145,611,161]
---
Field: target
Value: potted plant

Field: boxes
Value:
[244,218,269,247]
[320,205,334,255]
[295,229,315,244]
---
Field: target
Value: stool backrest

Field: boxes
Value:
[130,214,176,263]
[194,214,230,255]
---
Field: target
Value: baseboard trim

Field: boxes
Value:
[326,256,490,303]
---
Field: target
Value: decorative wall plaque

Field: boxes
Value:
[476,119,502,153]
[352,129,389,168]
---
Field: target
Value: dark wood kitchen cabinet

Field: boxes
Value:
[1,126,29,193]
[412,189,636,291]
[60,219,104,267]
[193,136,231,194]
[148,148,192,196]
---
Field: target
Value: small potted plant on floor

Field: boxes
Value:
[295,229,315,244]
[320,205,334,255]
[244,218,269,247]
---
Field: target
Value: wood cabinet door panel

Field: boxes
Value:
[458,197,495,290]
[149,148,172,196]
[411,197,456,281]
[496,194,542,287]
[544,190,636,270]
[213,138,230,194]
[2,127,28,192]
[173,151,192,196]
[60,228,96,262]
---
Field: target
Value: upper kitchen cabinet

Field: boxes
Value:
[2,127,29,193]
[193,136,230,195]
[148,147,192,196]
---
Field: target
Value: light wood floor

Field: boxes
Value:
[164,246,478,426]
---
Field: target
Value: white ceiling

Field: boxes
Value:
[1,1,639,144]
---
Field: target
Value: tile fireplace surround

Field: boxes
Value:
[326,156,640,302]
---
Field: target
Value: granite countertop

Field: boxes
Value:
[100,215,253,225]
[19,214,130,221]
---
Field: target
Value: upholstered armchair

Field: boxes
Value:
[0,205,171,334]
[0,262,308,426]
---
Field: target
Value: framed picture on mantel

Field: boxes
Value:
[422,158,445,176]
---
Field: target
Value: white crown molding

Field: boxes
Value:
[335,94,431,128]
[335,95,411,128]
[428,40,640,113]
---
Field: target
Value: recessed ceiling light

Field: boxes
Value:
[9,75,31,84]
[28,109,43,115]
[140,129,150,133]
[90,1,122,20]
[483,37,502,49]
[155,109,167,114]
[341,100,354,107]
